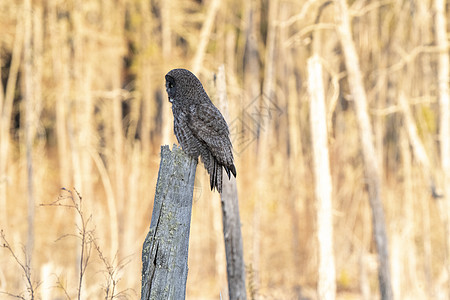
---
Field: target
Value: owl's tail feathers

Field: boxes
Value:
[210,158,223,193]
[224,164,237,179]
[210,160,236,193]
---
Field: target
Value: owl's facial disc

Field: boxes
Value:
[165,75,176,103]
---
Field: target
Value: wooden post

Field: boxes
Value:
[220,176,247,300]
[216,65,247,300]
[140,145,197,300]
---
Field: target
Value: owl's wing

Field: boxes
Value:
[186,101,235,168]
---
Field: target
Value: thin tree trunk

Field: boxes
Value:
[191,0,221,74]
[399,129,425,298]
[140,0,153,153]
[50,1,71,187]
[253,0,277,290]
[435,0,450,295]
[140,145,197,300]
[89,147,119,259]
[216,65,247,300]
[0,50,3,110]
[160,0,173,147]
[23,0,35,273]
[140,62,152,153]
[32,5,43,141]
[72,3,92,296]
[415,3,434,297]
[334,1,393,299]
[280,4,305,286]
[262,0,277,101]
[161,0,172,58]
[307,56,336,300]
[243,0,261,290]
[113,69,125,264]
[371,6,385,181]
[0,14,23,227]
[71,1,85,196]
[398,93,434,190]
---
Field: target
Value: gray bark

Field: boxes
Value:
[221,177,247,300]
[141,145,197,300]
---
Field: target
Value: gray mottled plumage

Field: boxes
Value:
[165,68,236,193]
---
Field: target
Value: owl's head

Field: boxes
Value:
[165,68,205,104]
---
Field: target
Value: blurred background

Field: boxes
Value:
[1,0,449,299]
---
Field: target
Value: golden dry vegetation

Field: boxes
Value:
[1,0,450,299]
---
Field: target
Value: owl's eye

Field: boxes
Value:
[165,75,177,99]
[165,75,175,90]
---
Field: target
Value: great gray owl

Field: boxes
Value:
[165,68,236,193]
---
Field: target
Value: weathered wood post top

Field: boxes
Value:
[140,144,197,300]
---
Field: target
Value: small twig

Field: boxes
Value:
[350,0,393,17]
[0,290,27,300]
[277,0,318,28]
[41,188,131,298]
[41,188,94,300]
[93,239,132,300]
[386,45,444,73]
[284,23,335,47]
[42,188,131,299]
[0,230,39,299]
[54,275,71,300]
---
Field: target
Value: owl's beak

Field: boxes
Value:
[168,97,173,103]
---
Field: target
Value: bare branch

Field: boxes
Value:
[0,230,39,299]
[54,274,72,300]
[0,290,27,300]
[93,239,132,300]
[42,188,94,300]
